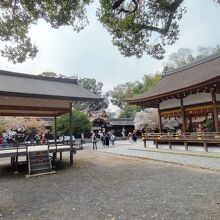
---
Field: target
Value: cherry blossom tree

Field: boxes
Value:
[134,108,158,131]
[6,118,48,142]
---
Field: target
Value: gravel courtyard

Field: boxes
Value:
[0,149,220,220]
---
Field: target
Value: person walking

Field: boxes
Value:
[110,133,115,146]
[91,132,97,150]
[101,133,105,147]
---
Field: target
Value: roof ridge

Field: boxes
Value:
[0,70,78,84]
[163,51,220,77]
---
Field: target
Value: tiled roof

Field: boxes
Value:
[109,118,134,126]
[126,52,220,103]
[0,70,101,101]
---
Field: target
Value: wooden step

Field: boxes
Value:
[29,152,48,157]
[27,149,53,176]
[31,163,51,170]
[30,158,49,165]
[31,167,52,175]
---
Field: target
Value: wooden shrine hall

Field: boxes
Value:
[126,52,220,151]
[0,70,101,175]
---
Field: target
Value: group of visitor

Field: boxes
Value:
[91,130,116,150]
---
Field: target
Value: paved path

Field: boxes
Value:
[98,141,220,171]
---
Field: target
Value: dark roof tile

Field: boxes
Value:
[126,52,220,103]
[0,70,101,101]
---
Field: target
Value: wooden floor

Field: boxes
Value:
[0,145,74,158]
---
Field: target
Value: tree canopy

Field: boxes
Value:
[1,0,219,63]
[56,110,92,137]
[119,105,141,118]
[163,45,220,71]
[110,74,160,109]
[39,71,66,78]
[76,78,109,111]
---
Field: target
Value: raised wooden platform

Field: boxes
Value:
[142,132,220,152]
[0,144,76,158]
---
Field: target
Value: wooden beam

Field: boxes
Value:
[0,112,56,117]
[54,116,57,152]
[211,91,219,132]
[0,105,69,112]
[69,102,73,166]
[180,97,186,132]
[158,107,162,133]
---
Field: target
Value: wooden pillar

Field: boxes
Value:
[158,107,162,134]
[54,116,57,148]
[211,91,219,132]
[53,116,57,161]
[69,102,73,166]
[180,97,186,133]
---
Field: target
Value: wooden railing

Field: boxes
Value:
[142,132,220,152]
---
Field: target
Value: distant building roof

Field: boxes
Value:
[83,109,109,123]
[84,110,134,127]
[126,52,220,107]
[0,70,101,101]
[109,118,134,126]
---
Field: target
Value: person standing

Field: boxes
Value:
[128,131,133,143]
[132,130,137,142]
[105,132,110,147]
[91,132,97,150]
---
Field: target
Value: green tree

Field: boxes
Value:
[39,72,66,78]
[57,111,92,137]
[76,78,109,111]
[120,105,141,118]
[110,74,160,109]
[110,81,143,109]
[98,0,186,60]
[1,1,219,63]
[142,74,161,93]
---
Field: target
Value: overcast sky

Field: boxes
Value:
[0,0,220,111]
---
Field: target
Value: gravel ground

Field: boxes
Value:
[0,149,220,220]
